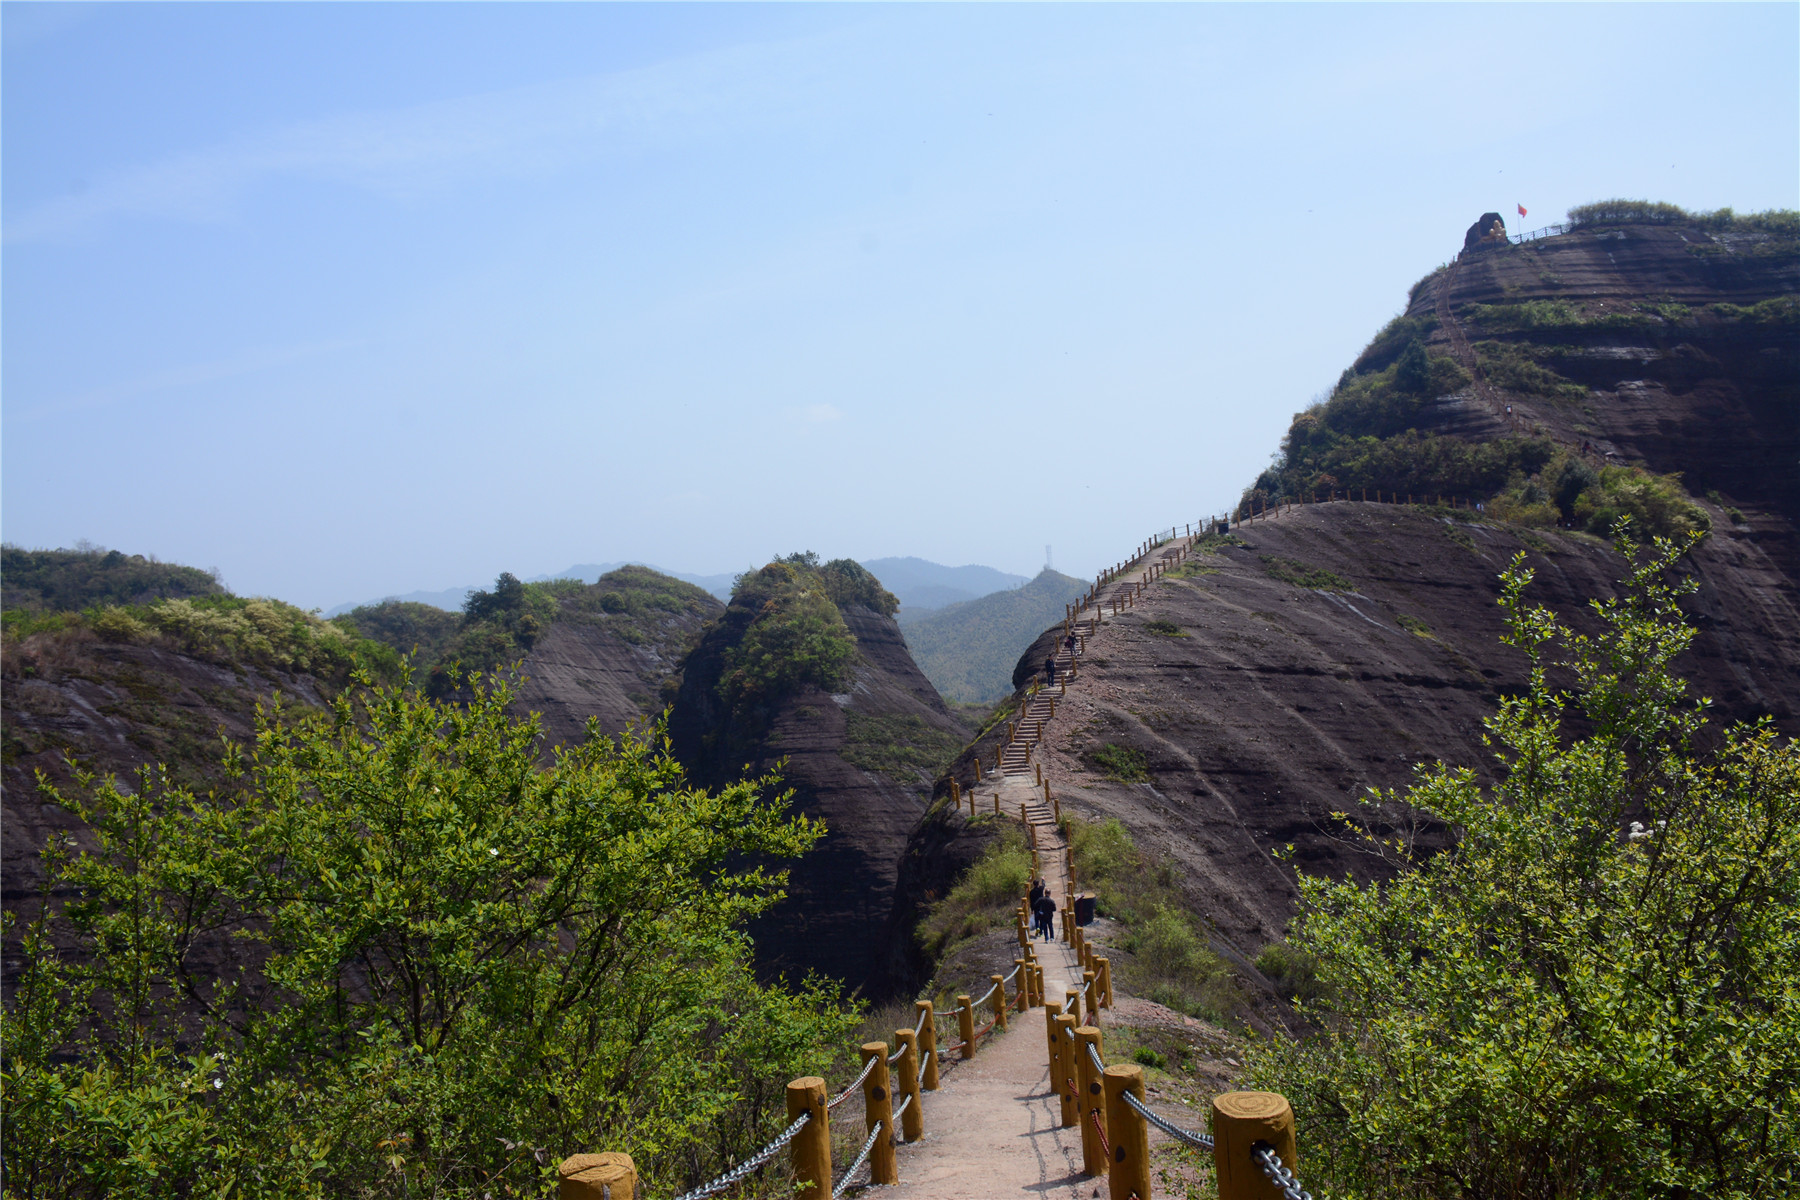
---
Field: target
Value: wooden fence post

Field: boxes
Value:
[559,1153,636,1200]
[1212,1091,1297,1200]
[892,1029,924,1141]
[859,1043,898,1183]
[1054,1011,1079,1127]
[1103,1064,1153,1200]
[916,1001,941,1089]
[1084,970,1100,1025]
[786,1077,831,1198]
[957,994,976,1059]
[1076,1026,1107,1177]
[1096,956,1113,1008]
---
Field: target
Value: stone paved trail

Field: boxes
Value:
[879,938,1097,1198]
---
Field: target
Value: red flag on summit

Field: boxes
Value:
[1518,204,1528,217]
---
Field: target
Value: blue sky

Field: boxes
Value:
[4,3,1795,612]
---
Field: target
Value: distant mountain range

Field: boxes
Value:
[898,569,1089,703]
[326,557,1029,619]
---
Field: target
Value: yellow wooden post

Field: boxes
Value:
[993,792,1000,816]
[559,1153,637,1200]
[1013,958,1029,1010]
[990,973,1009,1030]
[957,994,976,1060]
[951,778,960,808]
[1212,1091,1297,1200]
[1054,1009,1079,1126]
[1053,793,1061,823]
[859,1043,898,1183]
[785,1077,831,1198]
[892,1029,924,1141]
[916,1001,941,1090]
[1084,969,1100,1025]
[1035,763,1042,785]
[1075,1026,1107,1177]
[1096,956,1113,1008]
[1103,1064,1152,1200]
[975,758,983,783]
[1045,996,1065,1095]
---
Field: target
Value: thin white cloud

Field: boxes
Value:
[800,403,843,424]
[4,28,848,244]
[10,337,367,422]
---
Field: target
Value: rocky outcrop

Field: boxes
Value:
[671,596,969,995]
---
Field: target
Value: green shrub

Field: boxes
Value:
[840,711,963,781]
[1254,942,1325,1006]
[917,823,1032,957]
[1,544,225,614]
[819,559,899,617]
[1125,905,1238,1024]
[1573,464,1710,540]
[1249,531,1799,1198]
[1143,619,1186,637]
[1089,743,1149,783]
[3,674,854,1199]
[1471,342,1589,401]
[1261,557,1353,593]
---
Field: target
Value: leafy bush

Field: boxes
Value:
[1142,619,1186,637]
[916,822,1033,957]
[716,563,857,719]
[3,674,854,1200]
[1567,199,1798,237]
[1262,557,1353,593]
[1471,342,1589,401]
[1088,743,1149,783]
[1125,905,1239,1024]
[1249,530,1800,1199]
[1254,942,1325,1006]
[1709,296,1800,324]
[840,711,963,781]
[331,600,460,662]
[1,544,226,613]
[818,559,899,617]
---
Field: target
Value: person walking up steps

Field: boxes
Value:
[1033,892,1056,941]
[1044,654,1057,688]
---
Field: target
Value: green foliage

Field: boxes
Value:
[3,674,854,1200]
[1143,619,1187,638]
[1709,296,1800,324]
[1088,743,1149,783]
[1392,340,1432,394]
[840,711,963,782]
[1,544,226,614]
[1261,557,1353,593]
[331,600,461,662]
[1351,314,1441,375]
[1132,1046,1167,1070]
[1471,342,1589,401]
[899,570,1089,704]
[1066,818,1242,1025]
[1567,199,1799,237]
[1573,465,1711,540]
[916,823,1033,957]
[1249,530,1800,1198]
[818,559,899,617]
[1394,614,1432,637]
[716,561,858,721]
[1253,943,1325,1006]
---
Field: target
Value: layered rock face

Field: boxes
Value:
[1421,221,1799,571]
[887,216,1799,988]
[1016,506,1800,972]
[671,594,968,994]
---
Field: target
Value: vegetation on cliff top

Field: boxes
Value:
[2,544,227,613]
[1250,529,1799,1198]
[4,673,855,1200]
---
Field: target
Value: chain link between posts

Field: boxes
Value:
[827,1055,879,1111]
[1122,1090,1214,1151]
[668,1112,811,1200]
[830,1120,885,1199]
[1253,1143,1317,1200]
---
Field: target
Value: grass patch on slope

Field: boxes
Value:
[841,711,964,782]
[1068,818,1241,1024]
[917,821,1033,960]
[1261,557,1353,592]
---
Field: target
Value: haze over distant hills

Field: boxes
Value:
[900,568,1089,703]
[326,557,1028,619]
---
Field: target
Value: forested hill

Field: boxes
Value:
[899,568,1089,702]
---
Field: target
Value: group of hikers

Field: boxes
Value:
[1029,877,1058,940]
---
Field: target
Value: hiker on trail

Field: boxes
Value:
[1029,877,1046,908]
[1033,894,1056,940]
[1044,655,1057,687]
[1064,632,1077,654]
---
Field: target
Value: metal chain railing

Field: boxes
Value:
[669,1112,812,1200]
[975,982,999,1006]
[1122,1090,1214,1151]
[830,1120,885,1199]
[1253,1143,1316,1200]
[914,1009,929,1037]
[1086,1042,1105,1072]
[1004,963,1022,984]
[828,1055,879,1111]
[886,1042,905,1065]
[893,1092,912,1121]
